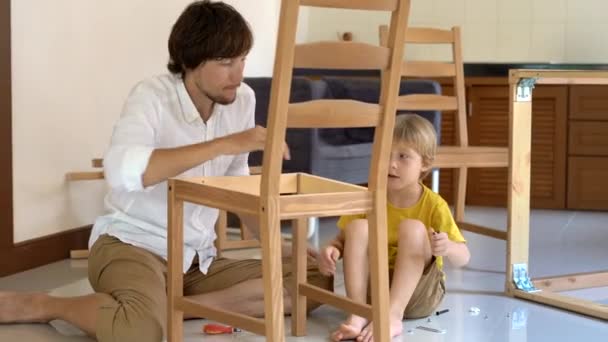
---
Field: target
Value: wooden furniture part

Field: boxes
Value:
[507,69,608,321]
[65,159,259,259]
[567,85,608,210]
[380,25,508,240]
[167,1,412,341]
[466,85,568,209]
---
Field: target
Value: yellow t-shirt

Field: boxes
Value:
[337,184,466,271]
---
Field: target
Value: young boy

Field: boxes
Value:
[317,113,471,342]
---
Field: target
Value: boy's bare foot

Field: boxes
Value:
[330,315,368,341]
[356,314,403,342]
[0,292,50,324]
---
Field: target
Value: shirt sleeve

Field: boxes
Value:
[103,82,159,192]
[431,201,466,243]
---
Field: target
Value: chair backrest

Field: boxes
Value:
[261,0,412,199]
[379,25,468,147]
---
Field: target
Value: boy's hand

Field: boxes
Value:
[318,245,341,276]
[428,227,451,257]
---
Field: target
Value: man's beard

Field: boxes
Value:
[204,88,237,105]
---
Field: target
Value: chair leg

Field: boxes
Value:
[259,206,286,341]
[367,209,391,342]
[453,166,467,222]
[167,185,185,342]
[214,210,228,257]
[292,217,308,336]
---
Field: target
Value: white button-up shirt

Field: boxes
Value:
[89,73,255,274]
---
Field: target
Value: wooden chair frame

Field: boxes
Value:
[507,69,608,321]
[167,1,412,341]
[379,25,509,241]
[65,159,259,259]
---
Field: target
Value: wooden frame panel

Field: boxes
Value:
[294,42,390,70]
[402,61,456,77]
[397,94,458,111]
[280,192,372,219]
[533,271,608,292]
[172,179,260,216]
[301,0,398,11]
[507,69,608,321]
[297,173,368,194]
[434,146,508,168]
[287,100,380,128]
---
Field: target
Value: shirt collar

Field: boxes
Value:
[176,76,201,124]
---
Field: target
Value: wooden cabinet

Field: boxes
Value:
[434,80,607,210]
[436,85,456,204]
[567,86,608,210]
[466,85,568,208]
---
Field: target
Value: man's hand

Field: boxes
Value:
[428,227,451,257]
[318,245,341,276]
[220,125,290,160]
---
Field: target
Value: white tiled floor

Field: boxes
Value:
[1,206,607,341]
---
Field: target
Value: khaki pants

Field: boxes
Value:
[366,258,445,319]
[88,234,332,342]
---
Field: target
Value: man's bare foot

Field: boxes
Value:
[330,315,368,341]
[356,315,403,342]
[0,292,50,323]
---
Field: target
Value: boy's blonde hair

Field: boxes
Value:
[393,113,437,179]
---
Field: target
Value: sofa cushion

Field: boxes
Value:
[243,77,327,171]
[320,77,442,145]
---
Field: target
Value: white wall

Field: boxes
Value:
[11,0,281,243]
[304,0,608,63]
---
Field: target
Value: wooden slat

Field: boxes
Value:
[69,249,89,259]
[178,297,266,335]
[65,171,104,181]
[397,94,458,111]
[298,173,368,194]
[182,174,298,195]
[287,100,381,128]
[299,283,373,318]
[300,0,397,11]
[457,221,507,240]
[167,179,184,342]
[380,25,455,45]
[434,146,508,168]
[249,165,262,175]
[292,218,308,336]
[511,70,608,85]
[92,158,103,168]
[173,180,260,216]
[402,61,456,77]
[506,82,532,294]
[533,271,608,292]
[280,192,372,219]
[513,289,608,320]
[294,42,390,70]
[406,27,454,43]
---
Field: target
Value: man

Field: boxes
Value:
[0,1,331,341]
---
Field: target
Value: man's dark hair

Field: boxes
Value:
[167,0,253,76]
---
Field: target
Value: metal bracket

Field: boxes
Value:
[512,263,540,293]
[516,78,538,102]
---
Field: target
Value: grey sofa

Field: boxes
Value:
[244,76,441,185]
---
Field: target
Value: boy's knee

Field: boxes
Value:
[345,219,369,238]
[399,219,428,236]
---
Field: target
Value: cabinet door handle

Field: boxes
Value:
[468,101,473,117]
